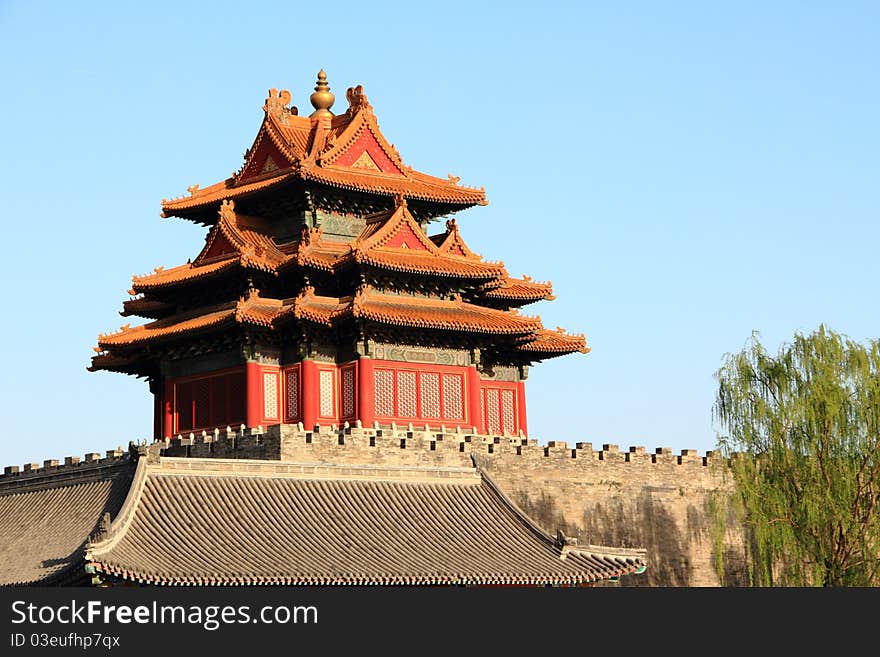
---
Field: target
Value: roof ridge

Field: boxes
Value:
[152,456,481,484]
[85,453,150,560]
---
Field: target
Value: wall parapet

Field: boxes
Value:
[0,446,134,492]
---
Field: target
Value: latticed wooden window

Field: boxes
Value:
[174,370,245,432]
[341,366,356,419]
[397,370,417,417]
[177,382,193,431]
[284,367,299,421]
[263,372,279,420]
[442,374,464,420]
[374,369,395,417]
[501,389,516,435]
[485,389,501,435]
[420,373,441,418]
[228,372,245,425]
[194,379,211,429]
[319,370,335,417]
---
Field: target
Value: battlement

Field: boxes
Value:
[137,422,726,475]
[2,424,726,485]
[0,445,135,493]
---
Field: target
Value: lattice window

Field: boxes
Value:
[319,370,335,417]
[374,369,395,417]
[341,366,356,419]
[210,377,226,427]
[501,389,516,435]
[486,389,501,435]
[442,374,464,420]
[176,382,193,431]
[229,372,245,424]
[194,379,211,429]
[398,371,417,418]
[285,368,299,421]
[263,372,278,419]
[175,371,246,432]
[420,373,441,418]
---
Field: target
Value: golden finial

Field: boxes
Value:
[309,69,335,119]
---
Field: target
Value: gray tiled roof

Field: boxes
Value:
[85,457,646,586]
[0,461,135,585]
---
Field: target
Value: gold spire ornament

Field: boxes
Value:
[309,69,335,118]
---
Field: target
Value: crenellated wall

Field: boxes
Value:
[0,423,748,586]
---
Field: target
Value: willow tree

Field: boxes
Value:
[714,325,880,586]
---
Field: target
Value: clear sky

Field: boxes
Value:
[0,2,877,468]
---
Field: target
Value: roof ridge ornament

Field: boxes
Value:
[219,199,235,224]
[309,70,335,119]
[345,84,372,116]
[393,192,407,210]
[263,88,298,124]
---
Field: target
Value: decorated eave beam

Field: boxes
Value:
[160,71,487,223]
[120,297,176,320]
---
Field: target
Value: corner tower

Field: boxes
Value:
[90,71,589,440]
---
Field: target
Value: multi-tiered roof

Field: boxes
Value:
[90,71,588,379]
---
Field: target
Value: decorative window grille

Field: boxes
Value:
[194,379,211,428]
[486,389,501,435]
[319,370,335,417]
[174,370,245,432]
[210,377,226,427]
[501,389,516,435]
[177,382,193,431]
[420,373,441,418]
[374,369,395,417]
[397,371,417,417]
[285,368,299,421]
[442,374,464,420]
[263,372,279,420]
[229,372,245,424]
[341,366,356,419]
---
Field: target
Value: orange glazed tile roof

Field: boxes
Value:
[289,286,542,336]
[131,258,239,292]
[95,293,285,350]
[161,78,486,219]
[84,457,646,586]
[351,288,542,335]
[482,275,556,303]
[133,200,285,292]
[294,201,506,280]
[286,287,351,325]
[516,328,590,355]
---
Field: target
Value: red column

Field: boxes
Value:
[163,379,174,438]
[245,362,262,428]
[301,359,319,430]
[516,380,528,437]
[357,357,374,428]
[466,365,483,433]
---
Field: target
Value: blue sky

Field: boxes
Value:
[0,2,877,467]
